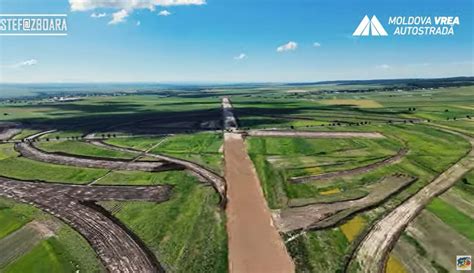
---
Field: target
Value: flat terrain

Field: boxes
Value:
[0,80,472,273]
[224,133,294,273]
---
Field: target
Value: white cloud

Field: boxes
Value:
[233,53,247,60]
[13,59,38,68]
[158,10,172,16]
[108,9,129,25]
[313,42,321,47]
[69,0,205,12]
[376,64,391,70]
[276,41,297,52]
[90,12,106,18]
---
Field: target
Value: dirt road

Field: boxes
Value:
[0,123,22,141]
[246,130,385,139]
[0,177,171,272]
[222,97,238,131]
[350,129,474,273]
[15,142,181,172]
[275,174,416,232]
[224,132,294,273]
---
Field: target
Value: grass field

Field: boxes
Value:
[0,198,36,240]
[426,198,474,241]
[105,136,166,150]
[100,171,228,272]
[319,99,383,108]
[0,198,102,272]
[3,238,76,273]
[149,133,223,173]
[106,132,224,173]
[36,140,136,159]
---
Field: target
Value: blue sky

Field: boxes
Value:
[0,0,472,83]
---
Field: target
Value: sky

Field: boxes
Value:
[0,0,472,83]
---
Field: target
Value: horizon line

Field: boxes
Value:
[1,75,473,86]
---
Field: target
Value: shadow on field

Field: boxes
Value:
[5,101,408,135]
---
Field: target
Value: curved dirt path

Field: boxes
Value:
[0,123,22,141]
[275,174,416,232]
[0,177,172,273]
[15,141,182,172]
[88,140,227,206]
[224,133,295,273]
[290,149,408,184]
[349,128,474,273]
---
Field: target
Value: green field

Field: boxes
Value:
[427,198,474,241]
[98,170,228,272]
[36,140,136,159]
[106,132,224,173]
[0,198,36,239]
[0,198,102,272]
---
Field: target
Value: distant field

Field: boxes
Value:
[319,99,383,108]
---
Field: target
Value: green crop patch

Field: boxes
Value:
[427,198,474,241]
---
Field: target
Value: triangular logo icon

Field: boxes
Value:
[353,15,388,36]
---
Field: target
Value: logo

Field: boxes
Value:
[0,14,68,36]
[352,15,460,37]
[457,255,472,271]
[353,15,388,36]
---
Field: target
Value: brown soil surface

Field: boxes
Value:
[0,177,170,272]
[15,142,181,172]
[224,133,294,273]
[275,174,416,232]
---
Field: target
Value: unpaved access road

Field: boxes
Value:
[245,130,385,139]
[350,129,474,273]
[224,133,294,273]
[15,142,182,172]
[88,140,227,206]
[0,123,21,141]
[290,149,408,184]
[222,97,238,131]
[274,174,416,233]
[0,177,172,272]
